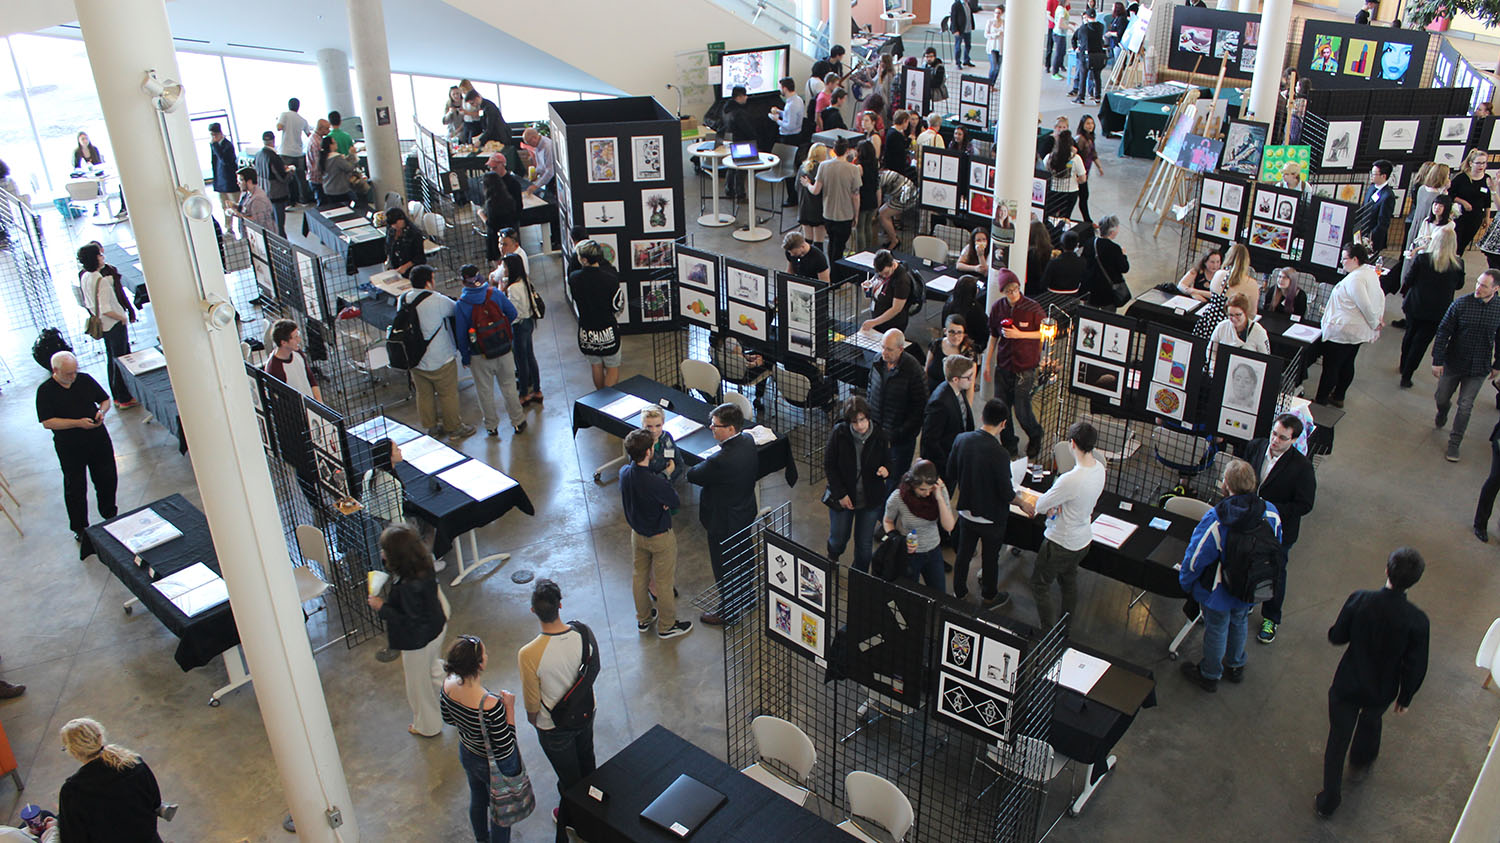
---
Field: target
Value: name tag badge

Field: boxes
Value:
[588,785,606,802]
[663,447,675,459]
[670,822,690,836]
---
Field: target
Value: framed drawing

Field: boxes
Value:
[640,187,675,233]
[586,137,619,183]
[725,259,770,307]
[581,200,625,228]
[1321,121,1361,169]
[676,245,718,292]
[631,135,665,181]
[629,238,674,269]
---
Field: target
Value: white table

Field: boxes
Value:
[724,152,780,242]
[690,142,736,227]
[880,10,916,35]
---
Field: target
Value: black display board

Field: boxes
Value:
[266,233,302,314]
[1296,20,1429,90]
[956,74,992,129]
[1435,38,1495,113]
[549,97,685,334]
[723,256,772,348]
[1167,6,1261,81]
[917,147,1044,231]
[1306,196,1357,272]
[245,363,278,458]
[304,396,352,500]
[1209,345,1284,444]
[776,271,828,363]
[244,224,275,303]
[1219,119,1268,178]
[674,244,721,332]
[1246,183,1302,262]
[897,65,927,116]
[1195,173,1250,246]
[932,607,1027,743]
[845,570,932,707]
[1140,325,1206,426]
[763,530,833,662]
[1069,307,1137,409]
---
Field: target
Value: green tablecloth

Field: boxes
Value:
[1121,100,1175,159]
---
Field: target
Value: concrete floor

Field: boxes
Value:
[1,53,1496,843]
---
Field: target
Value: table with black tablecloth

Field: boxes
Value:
[561,725,849,843]
[1125,287,1204,337]
[303,206,385,269]
[85,495,242,678]
[572,375,798,487]
[1049,641,1156,798]
[112,357,186,454]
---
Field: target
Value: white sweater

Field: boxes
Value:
[1321,265,1385,345]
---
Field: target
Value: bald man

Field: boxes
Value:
[520,127,556,196]
[867,328,929,489]
[37,351,118,550]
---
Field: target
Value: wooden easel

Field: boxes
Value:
[1130,83,1203,228]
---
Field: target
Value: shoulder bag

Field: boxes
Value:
[1094,243,1131,307]
[84,275,105,339]
[477,694,537,828]
[526,276,546,319]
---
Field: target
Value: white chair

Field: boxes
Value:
[407,200,426,220]
[723,391,754,424]
[1163,496,1212,521]
[986,734,1068,783]
[740,716,816,805]
[680,358,722,403]
[1052,441,1076,474]
[65,179,110,219]
[912,234,948,263]
[1478,619,1500,747]
[838,771,914,842]
[294,525,346,652]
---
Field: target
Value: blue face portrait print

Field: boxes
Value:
[1380,42,1412,83]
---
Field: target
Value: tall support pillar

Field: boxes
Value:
[987,0,1045,310]
[831,0,852,52]
[317,47,356,118]
[73,1,358,840]
[347,0,404,201]
[1247,0,1294,122]
[1238,0,1259,12]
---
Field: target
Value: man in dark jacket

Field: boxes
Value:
[208,122,239,226]
[868,329,928,490]
[253,131,292,237]
[920,355,975,486]
[723,86,758,199]
[1070,7,1108,103]
[1356,159,1397,253]
[1245,414,1317,644]
[1432,268,1500,461]
[950,0,976,68]
[948,398,1027,604]
[464,88,511,149]
[823,396,892,572]
[985,269,1046,459]
[687,403,760,626]
[1316,547,1429,818]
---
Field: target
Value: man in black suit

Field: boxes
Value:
[1316,547,1429,819]
[1245,413,1318,644]
[1356,159,1397,253]
[948,398,1027,605]
[868,329,929,491]
[920,355,975,487]
[687,402,760,626]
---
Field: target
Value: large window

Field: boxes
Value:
[0,38,45,195]
[223,56,325,151]
[498,84,582,124]
[410,73,461,135]
[9,34,111,184]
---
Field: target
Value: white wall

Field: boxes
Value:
[441,0,813,113]
[0,0,78,37]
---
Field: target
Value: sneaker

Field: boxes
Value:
[426,425,446,437]
[981,592,1011,608]
[487,428,499,437]
[531,391,544,404]
[514,420,528,434]
[448,423,476,440]
[1435,409,1449,428]
[115,399,139,409]
[1447,442,1460,462]
[658,620,694,639]
[1050,72,1064,80]
[1399,378,1413,388]
[1258,618,1277,644]
[638,608,658,632]
[1179,661,1218,692]
[1223,665,1245,683]
[0,680,25,699]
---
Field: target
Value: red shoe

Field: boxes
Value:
[115,400,139,409]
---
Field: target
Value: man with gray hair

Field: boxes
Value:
[36,351,118,552]
[1090,214,1130,310]
[521,127,555,196]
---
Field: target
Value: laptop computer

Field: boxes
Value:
[639,774,728,838]
[729,141,760,165]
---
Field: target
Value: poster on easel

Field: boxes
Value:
[764,530,833,662]
[777,271,828,362]
[1210,345,1284,443]
[933,607,1028,743]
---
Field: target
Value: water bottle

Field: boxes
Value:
[905,530,918,554]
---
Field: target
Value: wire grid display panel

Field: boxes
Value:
[1172,223,1336,322]
[723,507,1067,842]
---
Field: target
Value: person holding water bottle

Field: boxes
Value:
[882,460,957,592]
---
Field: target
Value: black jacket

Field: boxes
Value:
[1400,254,1465,322]
[688,432,760,535]
[386,224,425,274]
[1072,20,1106,54]
[1329,587,1429,708]
[59,758,163,843]
[949,0,973,32]
[920,382,974,483]
[868,351,928,445]
[1244,438,1316,546]
[824,422,893,511]
[1087,236,1130,306]
[724,101,758,143]
[1357,183,1397,252]
[379,573,446,650]
[472,98,510,148]
[947,429,1015,523]
[485,172,525,231]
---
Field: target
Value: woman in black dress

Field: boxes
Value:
[1450,149,1493,254]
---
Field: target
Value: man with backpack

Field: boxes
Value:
[1179,458,1284,693]
[452,263,527,437]
[518,579,600,824]
[393,265,474,441]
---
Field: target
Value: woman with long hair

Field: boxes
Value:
[858,110,884,159]
[824,396,893,573]
[1406,193,1456,258]
[1210,243,1261,318]
[1025,221,1053,296]
[956,227,989,275]
[1179,249,1223,297]
[1261,266,1307,317]
[318,134,357,206]
[798,143,830,249]
[1399,227,1466,387]
[942,274,990,358]
[950,124,976,157]
[985,5,1005,84]
[1047,130,1086,220]
[1450,148,1494,253]
[501,252,543,405]
[882,460,957,591]
[362,437,407,526]
[1403,162,1450,255]
[77,243,136,407]
[441,635,523,843]
[855,140,881,251]
[925,313,980,402]
[58,718,164,842]
[1075,115,1103,223]
[368,523,450,737]
[443,86,466,136]
[72,131,103,169]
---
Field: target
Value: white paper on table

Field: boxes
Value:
[117,348,167,376]
[599,394,654,420]
[406,444,466,475]
[745,424,777,445]
[839,329,885,352]
[844,251,877,269]
[104,508,183,554]
[347,416,410,443]
[172,577,229,617]
[347,227,384,243]
[1162,294,1202,311]
[662,414,703,439]
[437,459,518,501]
[925,274,959,295]
[335,217,372,230]
[1283,323,1322,342]
[1057,647,1112,694]
[1090,514,1138,548]
[1010,457,1029,490]
[152,562,219,599]
[697,443,722,458]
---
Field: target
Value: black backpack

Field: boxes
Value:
[385,291,433,371]
[544,620,601,729]
[32,328,73,371]
[1217,516,1283,603]
[904,267,927,317]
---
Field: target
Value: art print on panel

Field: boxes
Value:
[632,135,665,181]
[641,279,672,322]
[1439,117,1471,143]
[1380,41,1413,83]
[1178,25,1211,55]
[586,137,619,183]
[630,238,674,270]
[678,251,716,291]
[941,620,980,677]
[1221,353,1267,414]
[766,541,795,595]
[1321,121,1361,169]
[1221,182,1244,211]
[582,200,626,228]
[640,187,675,233]
[1378,119,1420,151]
[727,301,767,341]
[726,264,768,307]
[1073,356,1125,400]
[796,558,827,612]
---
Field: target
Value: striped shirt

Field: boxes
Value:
[440,689,517,759]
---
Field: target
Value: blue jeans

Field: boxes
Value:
[511,317,540,395]
[536,722,597,797]
[988,50,1002,84]
[829,505,880,572]
[1050,33,1068,74]
[1199,603,1251,681]
[907,547,946,592]
[955,31,972,65]
[458,743,520,843]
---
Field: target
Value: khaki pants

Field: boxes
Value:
[401,623,447,736]
[470,353,525,432]
[632,529,678,633]
[1031,539,1088,631]
[411,357,463,432]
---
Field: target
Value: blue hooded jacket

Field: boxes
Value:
[452,283,518,366]
[1178,493,1283,612]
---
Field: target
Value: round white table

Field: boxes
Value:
[690,142,736,227]
[724,152,780,242]
[880,10,916,35]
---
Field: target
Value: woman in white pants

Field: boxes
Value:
[368,523,450,736]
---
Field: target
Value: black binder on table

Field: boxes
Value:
[1146,535,1188,568]
[640,774,728,838]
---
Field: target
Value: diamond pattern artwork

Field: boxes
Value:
[935,671,1012,742]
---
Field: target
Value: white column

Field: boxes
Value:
[72,1,359,840]
[1238,0,1259,12]
[987,0,1045,309]
[346,0,403,201]
[317,47,356,118]
[830,0,852,53]
[1246,0,1293,122]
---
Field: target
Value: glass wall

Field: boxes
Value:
[0,38,44,198]
[9,34,112,185]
